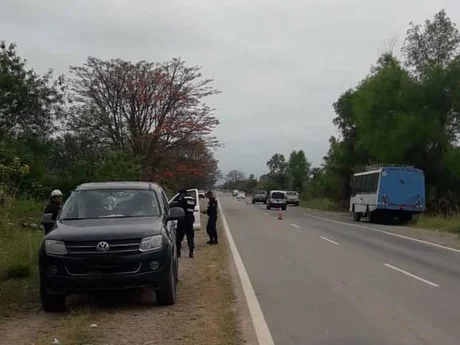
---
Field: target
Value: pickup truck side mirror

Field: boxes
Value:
[167,207,185,221]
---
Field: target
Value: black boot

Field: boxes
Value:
[189,249,194,258]
[206,239,213,244]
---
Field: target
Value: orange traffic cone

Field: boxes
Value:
[277,208,283,220]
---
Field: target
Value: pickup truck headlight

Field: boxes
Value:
[139,235,163,252]
[45,240,67,255]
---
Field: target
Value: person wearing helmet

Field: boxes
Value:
[42,189,63,234]
[170,189,196,258]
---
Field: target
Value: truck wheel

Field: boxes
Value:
[352,210,361,222]
[282,206,287,211]
[156,261,177,306]
[368,208,376,223]
[40,288,66,312]
[399,213,413,224]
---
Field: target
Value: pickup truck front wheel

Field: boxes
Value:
[40,287,66,312]
[156,261,177,306]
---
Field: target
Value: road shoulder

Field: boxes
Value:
[0,219,245,345]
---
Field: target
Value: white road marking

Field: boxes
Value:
[290,224,301,229]
[217,197,275,345]
[320,236,339,245]
[264,213,269,216]
[383,263,439,287]
[302,212,460,253]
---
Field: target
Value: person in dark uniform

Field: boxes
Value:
[42,189,63,234]
[170,189,196,258]
[203,191,218,244]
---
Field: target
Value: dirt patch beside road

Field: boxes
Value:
[0,219,246,345]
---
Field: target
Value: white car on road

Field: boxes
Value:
[236,192,246,201]
[286,191,300,206]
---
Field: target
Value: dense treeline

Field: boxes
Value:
[0,41,222,201]
[225,10,460,215]
[223,150,310,194]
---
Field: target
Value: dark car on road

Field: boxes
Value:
[39,181,184,312]
[252,190,267,204]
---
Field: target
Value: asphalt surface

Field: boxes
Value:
[219,194,460,345]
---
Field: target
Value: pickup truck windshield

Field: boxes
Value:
[60,189,161,220]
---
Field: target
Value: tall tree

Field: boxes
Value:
[68,57,220,173]
[266,153,288,175]
[266,153,289,189]
[403,9,460,74]
[0,40,66,137]
[226,170,246,185]
[288,150,310,192]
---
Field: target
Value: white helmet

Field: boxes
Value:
[51,189,63,198]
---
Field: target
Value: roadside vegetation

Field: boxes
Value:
[223,9,460,234]
[0,37,242,344]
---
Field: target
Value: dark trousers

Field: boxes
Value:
[43,224,54,235]
[177,222,195,252]
[206,217,218,241]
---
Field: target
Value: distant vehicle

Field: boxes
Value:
[232,190,238,196]
[39,181,184,312]
[237,191,246,200]
[349,165,426,223]
[286,191,300,206]
[252,190,267,204]
[169,188,202,230]
[266,190,287,210]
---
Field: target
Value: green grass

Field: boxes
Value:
[0,198,44,316]
[413,213,460,233]
[300,198,344,212]
[36,308,104,345]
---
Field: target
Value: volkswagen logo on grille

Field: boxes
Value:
[95,241,110,253]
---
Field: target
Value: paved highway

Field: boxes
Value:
[219,194,460,345]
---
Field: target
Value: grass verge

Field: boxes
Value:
[0,199,44,317]
[35,308,104,345]
[301,197,344,212]
[1,215,243,345]
[413,214,460,234]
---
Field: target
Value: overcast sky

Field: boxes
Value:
[1,0,459,177]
